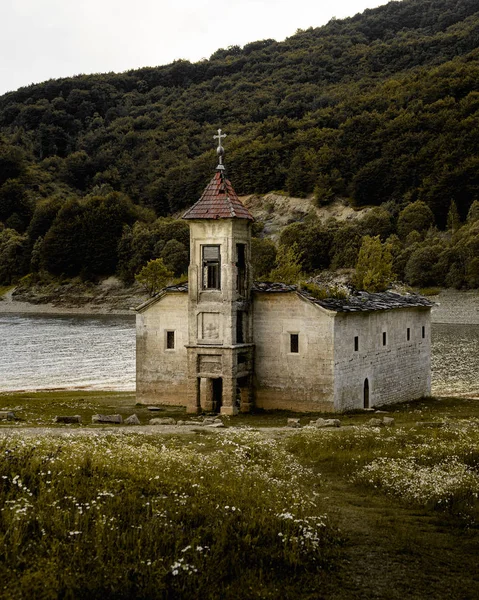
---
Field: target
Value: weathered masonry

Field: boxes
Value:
[135,131,433,414]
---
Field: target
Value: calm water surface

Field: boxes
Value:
[0,316,477,396]
[0,314,135,392]
[431,323,479,397]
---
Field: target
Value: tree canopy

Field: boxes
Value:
[0,0,479,288]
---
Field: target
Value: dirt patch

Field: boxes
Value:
[242,193,371,239]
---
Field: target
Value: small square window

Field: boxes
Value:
[407,327,410,341]
[354,336,359,352]
[422,325,425,339]
[290,333,299,353]
[383,332,387,346]
[166,331,175,350]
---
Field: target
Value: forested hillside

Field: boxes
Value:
[1,0,479,289]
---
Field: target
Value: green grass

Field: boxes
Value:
[0,394,478,598]
[0,391,185,427]
[2,390,479,430]
[0,431,339,599]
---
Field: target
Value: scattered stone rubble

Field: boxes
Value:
[287,417,343,429]
[92,414,123,424]
[0,411,17,421]
[365,416,395,427]
[311,418,341,428]
[55,415,81,424]
[149,417,176,425]
[124,414,140,425]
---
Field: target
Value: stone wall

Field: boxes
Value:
[136,293,188,405]
[334,307,431,411]
[253,292,336,411]
[429,290,479,324]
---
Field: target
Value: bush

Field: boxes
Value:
[397,201,435,239]
[353,235,394,292]
[135,258,173,296]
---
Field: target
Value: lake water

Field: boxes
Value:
[0,315,477,397]
[0,314,136,392]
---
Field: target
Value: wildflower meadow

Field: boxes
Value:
[0,430,338,599]
[0,395,478,598]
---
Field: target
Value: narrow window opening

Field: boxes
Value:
[166,330,175,350]
[422,325,425,339]
[202,245,220,290]
[236,244,246,294]
[236,311,244,344]
[407,327,410,341]
[354,336,359,352]
[290,333,299,354]
[383,332,387,346]
[364,378,370,409]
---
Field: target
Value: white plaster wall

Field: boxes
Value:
[136,293,189,405]
[333,308,431,411]
[253,293,336,411]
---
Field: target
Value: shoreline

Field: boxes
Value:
[0,284,141,316]
[1,289,478,323]
[0,300,133,316]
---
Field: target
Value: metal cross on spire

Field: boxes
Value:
[214,128,227,170]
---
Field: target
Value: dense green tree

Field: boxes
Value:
[27,197,62,243]
[0,228,29,283]
[360,207,394,240]
[269,244,303,284]
[279,220,331,273]
[0,180,33,229]
[329,222,363,269]
[397,201,435,239]
[467,200,479,223]
[159,239,188,276]
[353,235,394,292]
[80,191,139,277]
[0,144,26,186]
[446,200,461,232]
[404,246,441,287]
[250,237,277,279]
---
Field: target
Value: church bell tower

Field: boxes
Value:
[182,130,254,415]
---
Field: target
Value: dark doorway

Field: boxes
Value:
[363,378,370,409]
[212,378,223,413]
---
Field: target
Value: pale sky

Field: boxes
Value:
[0,0,391,96]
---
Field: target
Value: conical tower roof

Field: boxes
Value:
[182,170,254,221]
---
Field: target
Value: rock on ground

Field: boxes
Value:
[55,415,82,424]
[92,414,123,424]
[124,414,140,425]
[150,417,176,425]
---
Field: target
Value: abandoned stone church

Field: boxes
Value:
[135,135,433,414]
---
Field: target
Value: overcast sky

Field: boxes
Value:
[1,0,391,96]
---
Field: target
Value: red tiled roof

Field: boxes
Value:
[182,171,254,221]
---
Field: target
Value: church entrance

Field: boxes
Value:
[363,378,370,409]
[212,378,223,413]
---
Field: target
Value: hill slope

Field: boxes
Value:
[0,0,479,288]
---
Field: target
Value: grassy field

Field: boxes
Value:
[0,393,478,598]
